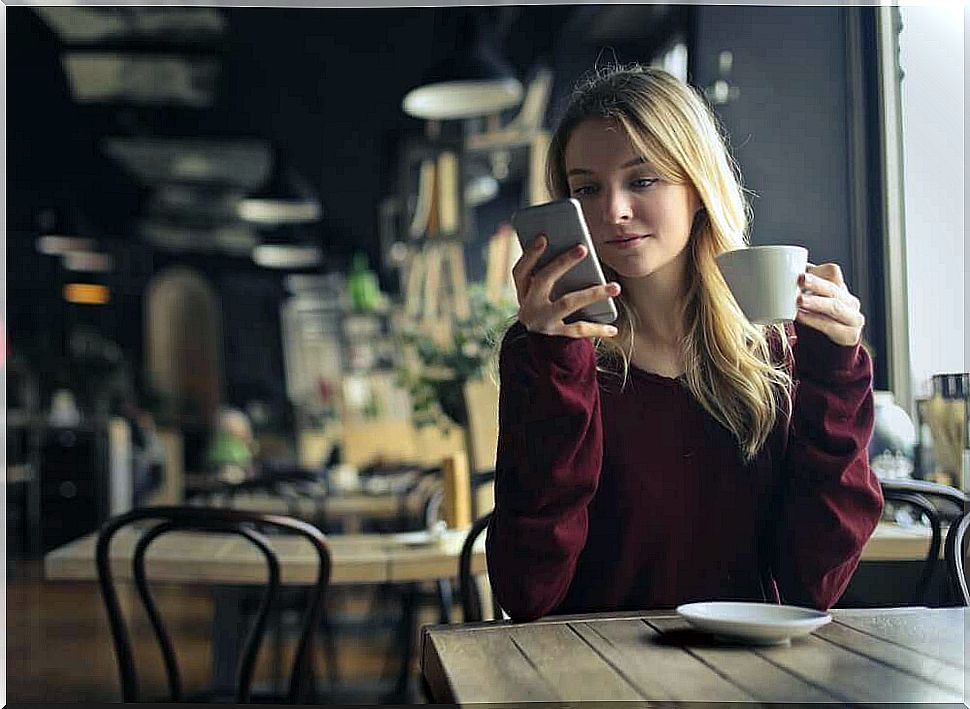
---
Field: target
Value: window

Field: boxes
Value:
[896,5,966,407]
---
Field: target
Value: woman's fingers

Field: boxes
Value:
[529,243,589,298]
[513,236,619,340]
[797,292,865,328]
[511,235,547,300]
[807,262,846,288]
[559,321,619,339]
[554,281,621,320]
[796,262,866,346]
[795,308,863,347]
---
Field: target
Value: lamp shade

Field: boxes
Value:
[237,159,322,226]
[403,12,523,120]
[251,223,322,270]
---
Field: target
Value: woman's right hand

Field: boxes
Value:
[511,235,621,338]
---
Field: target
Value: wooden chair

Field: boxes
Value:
[944,508,970,606]
[879,478,968,605]
[96,505,332,703]
[458,511,503,622]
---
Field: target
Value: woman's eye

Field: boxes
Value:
[632,177,659,189]
[570,184,597,197]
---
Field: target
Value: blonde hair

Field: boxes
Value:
[547,64,792,461]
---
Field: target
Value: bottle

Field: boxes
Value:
[348,252,381,313]
[925,373,970,490]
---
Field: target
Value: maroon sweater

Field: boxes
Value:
[486,321,884,622]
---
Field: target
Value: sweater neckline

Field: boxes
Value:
[629,363,687,387]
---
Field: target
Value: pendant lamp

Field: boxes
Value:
[237,159,323,226]
[402,10,523,120]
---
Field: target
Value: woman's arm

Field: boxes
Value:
[486,321,603,621]
[771,323,884,609]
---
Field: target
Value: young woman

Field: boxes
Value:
[487,64,883,622]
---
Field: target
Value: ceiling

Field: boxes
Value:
[8,5,684,274]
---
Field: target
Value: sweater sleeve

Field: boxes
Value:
[772,322,884,610]
[486,321,602,622]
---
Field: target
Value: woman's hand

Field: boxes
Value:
[796,263,865,346]
[511,235,620,338]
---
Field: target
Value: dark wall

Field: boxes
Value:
[691,6,887,387]
[692,6,853,266]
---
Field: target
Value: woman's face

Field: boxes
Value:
[563,117,701,281]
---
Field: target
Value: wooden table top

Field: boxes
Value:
[223,490,410,521]
[864,520,944,561]
[44,527,486,586]
[421,606,967,704]
[43,519,936,589]
[184,482,414,522]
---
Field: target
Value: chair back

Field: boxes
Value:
[424,483,445,530]
[96,505,331,703]
[458,511,502,622]
[944,509,970,606]
[879,479,968,605]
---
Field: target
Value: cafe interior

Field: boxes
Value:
[5,3,967,705]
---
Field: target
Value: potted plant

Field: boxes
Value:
[397,286,516,443]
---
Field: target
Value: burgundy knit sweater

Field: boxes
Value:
[486,320,884,623]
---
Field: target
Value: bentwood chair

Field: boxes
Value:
[879,478,968,605]
[96,506,332,703]
[944,508,970,606]
[458,511,503,622]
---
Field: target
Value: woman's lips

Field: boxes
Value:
[605,234,648,249]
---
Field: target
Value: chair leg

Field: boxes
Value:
[381,583,418,703]
[436,579,453,624]
[210,587,245,696]
[272,603,284,692]
[319,609,341,690]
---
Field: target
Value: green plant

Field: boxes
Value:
[397,285,517,430]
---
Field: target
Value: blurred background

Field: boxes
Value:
[4,2,966,702]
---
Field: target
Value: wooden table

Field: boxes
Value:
[45,526,486,702]
[422,606,967,704]
[44,527,486,586]
[184,475,416,532]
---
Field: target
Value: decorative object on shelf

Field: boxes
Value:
[869,390,916,480]
[347,252,383,313]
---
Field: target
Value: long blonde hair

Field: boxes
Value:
[546,64,792,461]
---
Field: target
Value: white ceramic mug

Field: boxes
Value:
[715,245,809,325]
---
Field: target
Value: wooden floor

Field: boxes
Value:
[7,559,436,703]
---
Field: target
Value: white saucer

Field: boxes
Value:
[675,601,832,645]
[391,531,441,547]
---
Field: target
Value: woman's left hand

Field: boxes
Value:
[796,263,865,346]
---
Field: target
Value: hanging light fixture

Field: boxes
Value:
[464,157,500,207]
[251,223,322,270]
[252,243,321,269]
[402,9,523,120]
[34,207,96,255]
[237,156,323,226]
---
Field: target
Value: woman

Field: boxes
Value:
[487,64,883,623]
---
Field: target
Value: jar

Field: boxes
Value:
[869,390,916,479]
[923,373,969,489]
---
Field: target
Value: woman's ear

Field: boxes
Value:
[690,206,708,237]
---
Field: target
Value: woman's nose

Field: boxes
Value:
[603,188,633,223]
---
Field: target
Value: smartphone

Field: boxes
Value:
[511,198,618,324]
